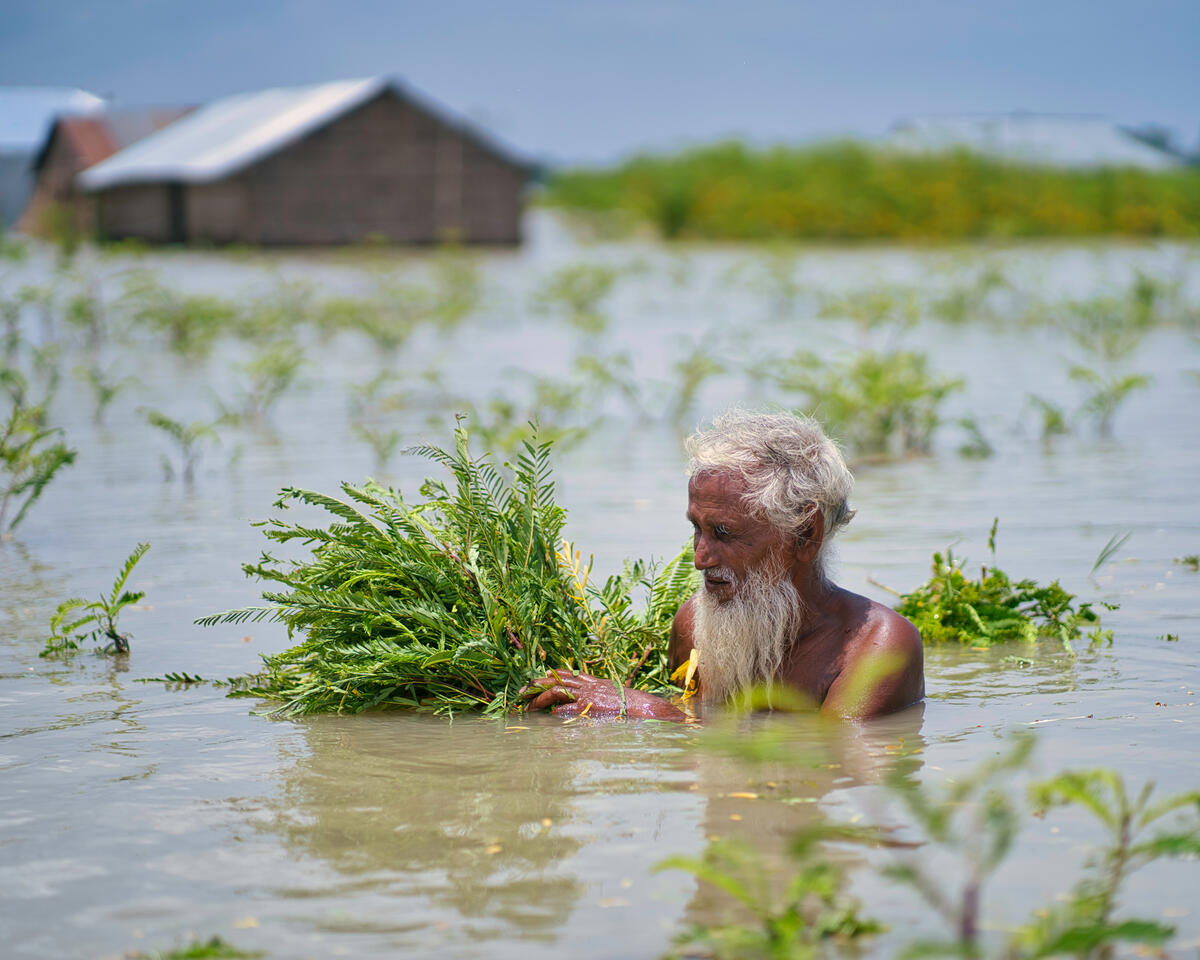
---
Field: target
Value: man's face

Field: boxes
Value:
[687,472,793,604]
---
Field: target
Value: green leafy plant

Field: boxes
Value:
[878,733,1036,958]
[894,519,1112,651]
[1174,554,1199,572]
[0,370,76,533]
[760,349,962,459]
[1019,772,1200,959]
[1026,394,1069,443]
[122,272,238,358]
[131,936,263,960]
[75,364,139,426]
[660,833,881,960]
[530,263,619,335]
[42,543,150,655]
[144,409,219,483]
[197,424,697,715]
[221,341,305,428]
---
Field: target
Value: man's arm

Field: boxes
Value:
[821,607,924,719]
[522,670,686,720]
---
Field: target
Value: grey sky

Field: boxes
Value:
[2,1,1196,164]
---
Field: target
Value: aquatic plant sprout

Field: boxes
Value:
[198,425,698,716]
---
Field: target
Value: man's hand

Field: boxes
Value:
[519,670,686,721]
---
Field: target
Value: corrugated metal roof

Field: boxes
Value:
[886,114,1180,170]
[78,78,392,190]
[0,87,106,152]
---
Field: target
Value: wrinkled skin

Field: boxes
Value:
[520,670,686,721]
[524,471,924,722]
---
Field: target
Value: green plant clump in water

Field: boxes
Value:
[660,831,881,959]
[759,348,962,459]
[198,426,698,716]
[43,543,150,656]
[133,936,264,960]
[0,369,76,533]
[895,520,1112,651]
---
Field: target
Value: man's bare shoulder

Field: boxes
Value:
[825,593,924,718]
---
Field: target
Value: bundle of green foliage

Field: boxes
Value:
[542,140,1200,241]
[894,521,1112,651]
[199,426,697,716]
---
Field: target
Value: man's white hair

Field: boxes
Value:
[686,410,856,572]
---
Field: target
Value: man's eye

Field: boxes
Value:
[714,525,730,539]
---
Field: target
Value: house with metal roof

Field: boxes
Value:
[0,86,105,228]
[885,114,1183,170]
[18,107,193,238]
[77,77,534,246]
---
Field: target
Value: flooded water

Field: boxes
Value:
[2,215,1198,958]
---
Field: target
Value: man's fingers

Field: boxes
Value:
[526,687,578,711]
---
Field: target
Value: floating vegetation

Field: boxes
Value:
[42,543,150,656]
[197,426,697,715]
[894,520,1113,650]
[1175,554,1199,572]
[0,368,76,533]
[130,936,264,960]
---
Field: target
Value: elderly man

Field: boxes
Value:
[525,410,924,720]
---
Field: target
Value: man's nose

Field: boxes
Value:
[693,534,717,569]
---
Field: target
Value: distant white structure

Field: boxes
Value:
[0,86,105,227]
[886,114,1182,170]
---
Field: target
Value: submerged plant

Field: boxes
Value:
[530,262,619,335]
[0,370,76,533]
[894,519,1113,651]
[221,341,305,428]
[75,363,139,426]
[144,409,219,482]
[760,349,962,459]
[122,272,238,358]
[43,543,150,655]
[197,425,697,715]
[1026,394,1070,443]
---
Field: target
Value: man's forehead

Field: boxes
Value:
[687,471,751,508]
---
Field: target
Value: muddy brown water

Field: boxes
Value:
[2,217,1198,958]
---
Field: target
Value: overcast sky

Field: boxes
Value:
[3,1,1197,165]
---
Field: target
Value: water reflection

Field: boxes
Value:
[257,713,593,941]
[678,705,927,928]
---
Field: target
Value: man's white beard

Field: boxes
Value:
[692,564,806,708]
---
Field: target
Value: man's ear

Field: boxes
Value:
[796,511,825,562]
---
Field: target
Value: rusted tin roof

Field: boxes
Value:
[35,107,194,172]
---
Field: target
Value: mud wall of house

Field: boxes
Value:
[95,184,171,242]
[227,90,524,245]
